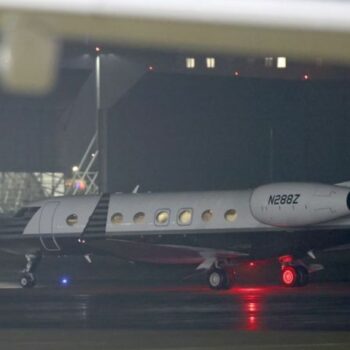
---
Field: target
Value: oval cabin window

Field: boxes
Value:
[178,209,193,225]
[225,209,237,222]
[133,212,145,224]
[111,212,123,224]
[201,209,213,222]
[155,210,170,225]
[66,214,78,226]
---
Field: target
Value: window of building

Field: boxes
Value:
[206,57,216,69]
[178,209,193,225]
[201,209,213,222]
[155,209,170,225]
[225,209,237,222]
[66,214,78,226]
[133,212,145,224]
[111,212,123,224]
[277,57,287,69]
[186,57,196,69]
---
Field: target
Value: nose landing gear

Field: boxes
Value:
[20,252,42,288]
[20,272,36,288]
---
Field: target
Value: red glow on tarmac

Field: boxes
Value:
[239,289,264,331]
[247,315,258,331]
[230,287,266,294]
[241,294,262,331]
[247,302,257,312]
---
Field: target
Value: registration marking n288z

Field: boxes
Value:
[268,194,300,205]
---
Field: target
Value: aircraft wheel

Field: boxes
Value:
[208,269,226,290]
[208,268,233,290]
[281,266,298,287]
[296,266,309,287]
[20,273,36,288]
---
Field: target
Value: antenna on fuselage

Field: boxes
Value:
[132,185,140,194]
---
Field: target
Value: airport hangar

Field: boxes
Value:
[1,43,350,281]
[1,46,350,207]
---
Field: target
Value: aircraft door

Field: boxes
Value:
[39,201,61,251]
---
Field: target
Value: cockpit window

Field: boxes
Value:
[14,207,40,220]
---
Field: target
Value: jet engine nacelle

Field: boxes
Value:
[250,183,350,227]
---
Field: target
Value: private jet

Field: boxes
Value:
[1,181,350,289]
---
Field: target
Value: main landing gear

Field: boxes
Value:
[279,256,309,287]
[207,267,235,290]
[206,257,310,290]
[20,252,42,288]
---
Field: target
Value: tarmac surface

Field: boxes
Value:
[0,281,349,331]
[1,254,350,348]
[0,280,350,349]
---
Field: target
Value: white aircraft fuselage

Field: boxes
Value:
[1,182,350,288]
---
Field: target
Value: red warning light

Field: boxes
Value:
[303,74,309,80]
[279,255,293,264]
[249,262,255,267]
[234,71,239,77]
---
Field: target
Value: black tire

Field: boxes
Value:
[222,268,235,290]
[296,266,309,287]
[20,273,36,288]
[281,266,298,287]
[208,269,227,290]
[207,268,234,290]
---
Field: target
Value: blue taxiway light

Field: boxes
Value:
[60,277,69,286]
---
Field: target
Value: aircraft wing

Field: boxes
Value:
[1,0,350,93]
[88,238,248,267]
[324,243,350,253]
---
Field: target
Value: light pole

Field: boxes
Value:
[95,47,108,193]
